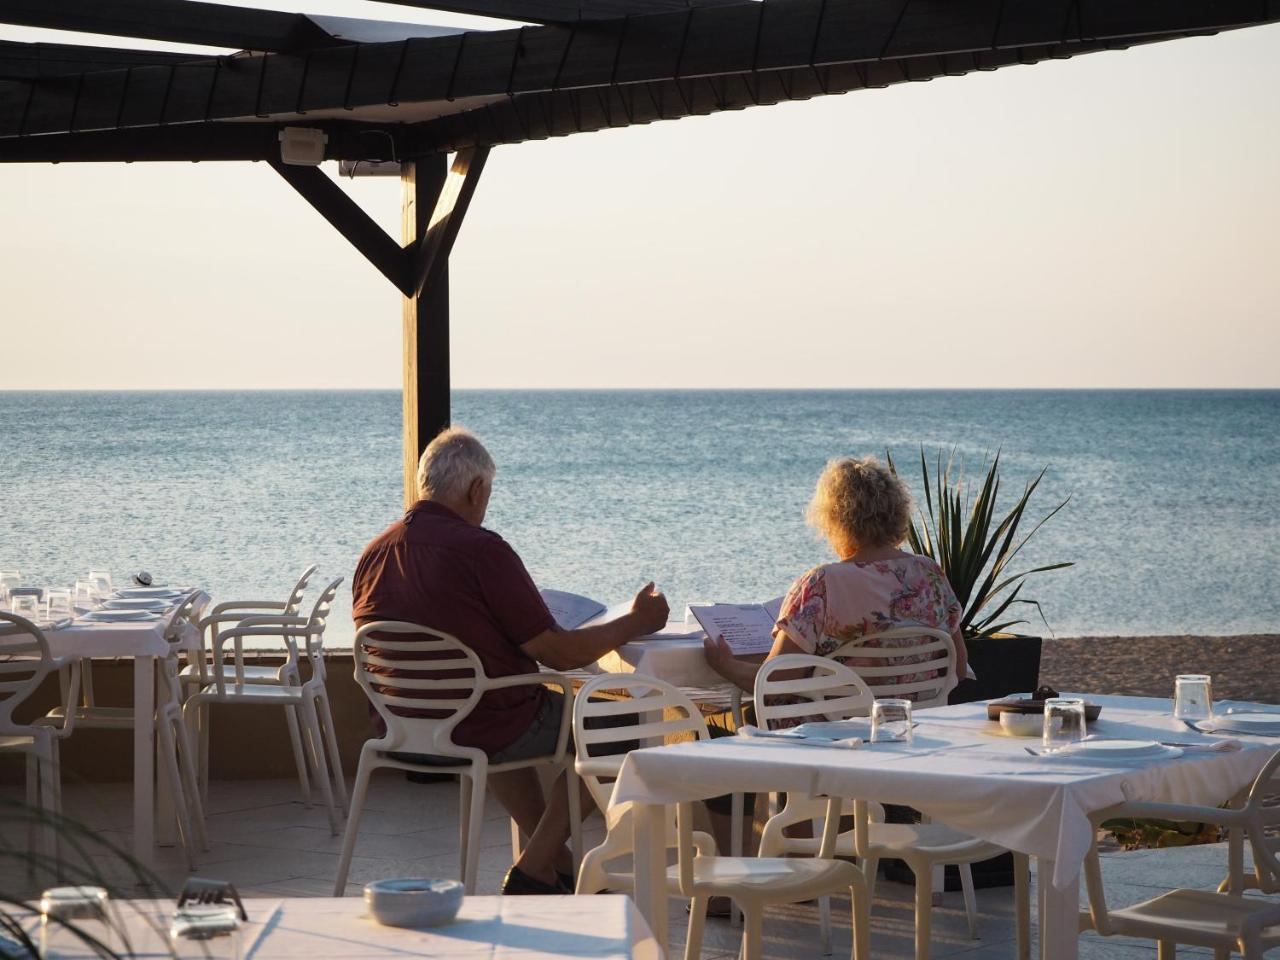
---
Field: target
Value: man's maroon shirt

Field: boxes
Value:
[352,500,556,755]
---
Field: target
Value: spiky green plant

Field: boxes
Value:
[887,449,1072,641]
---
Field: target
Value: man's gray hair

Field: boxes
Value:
[416,427,496,501]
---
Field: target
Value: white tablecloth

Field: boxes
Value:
[613,694,1280,889]
[25,896,659,960]
[34,590,209,659]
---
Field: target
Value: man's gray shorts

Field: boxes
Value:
[389,691,567,768]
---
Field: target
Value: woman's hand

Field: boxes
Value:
[702,634,737,677]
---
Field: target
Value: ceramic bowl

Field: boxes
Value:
[998,711,1044,738]
[364,879,464,928]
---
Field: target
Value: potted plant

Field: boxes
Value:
[888,448,1072,703]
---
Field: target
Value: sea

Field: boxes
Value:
[2,390,1277,647]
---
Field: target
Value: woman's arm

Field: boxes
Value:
[951,628,968,682]
[702,631,806,694]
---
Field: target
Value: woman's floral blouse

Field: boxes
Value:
[773,555,963,705]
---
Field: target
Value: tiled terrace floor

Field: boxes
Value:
[2,775,1273,958]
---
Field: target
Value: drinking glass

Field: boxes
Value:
[1174,674,1213,721]
[73,579,100,610]
[88,569,114,597]
[45,588,73,620]
[870,698,914,743]
[1042,697,1087,754]
[9,593,40,620]
[40,885,117,957]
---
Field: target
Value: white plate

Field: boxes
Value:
[1209,713,1280,735]
[82,609,161,622]
[1054,739,1182,762]
[114,587,182,598]
[788,720,872,741]
[102,598,170,611]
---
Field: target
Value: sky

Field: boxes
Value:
[1,4,1278,390]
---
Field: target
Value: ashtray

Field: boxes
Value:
[364,878,463,928]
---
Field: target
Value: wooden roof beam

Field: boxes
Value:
[0,39,206,80]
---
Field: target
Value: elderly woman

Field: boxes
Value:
[704,455,967,695]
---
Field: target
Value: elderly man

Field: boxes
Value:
[352,427,669,895]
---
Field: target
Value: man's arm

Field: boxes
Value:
[521,582,669,671]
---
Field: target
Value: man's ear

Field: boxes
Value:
[468,475,487,504]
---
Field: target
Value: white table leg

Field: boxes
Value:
[632,801,668,954]
[1037,858,1080,960]
[132,656,156,869]
[154,661,176,847]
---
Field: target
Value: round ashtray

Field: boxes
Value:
[998,712,1043,737]
[364,879,464,928]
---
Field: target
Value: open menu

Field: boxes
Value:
[539,590,702,640]
[687,602,780,656]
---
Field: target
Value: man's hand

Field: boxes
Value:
[630,582,669,635]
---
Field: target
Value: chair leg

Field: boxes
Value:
[740,905,764,960]
[333,755,374,895]
[460,775,474,881]
[1013,853,1031,960]
[684,896,709,960]
[316,690,348,813]
[863,857,880,908]
[173,709,209,851]
[930,863,944,907]
[958,862,979,940]
[914,864,934,960]
[851,880,871,960]
[1157,941,1176,960]
[157,715,197,871]
[298,696,340,835]
[819,895,833,956]
[283,704,312,807]
[25,752,38,866]
[566,763,583,874]
[463,772,487,895]
[509,818,522,862]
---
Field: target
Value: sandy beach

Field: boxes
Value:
[1042,635,1280,704]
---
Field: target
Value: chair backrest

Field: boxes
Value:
[353,620,488,762]
[0,612,56,735]
[284,564,319,616]
[829,622,958,708]
[300,577,342,678]
[1244,748,1280,892]
[573,673,710,813]
[753,654,875,729]
[161,591,202,645]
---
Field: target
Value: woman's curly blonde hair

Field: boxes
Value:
[806,456,913,556]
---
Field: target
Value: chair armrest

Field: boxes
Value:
[215,615,309,639]
[1093,800,1249,829]
[577,756,624,779]
[483,672,575,762]
[209,600,287,616]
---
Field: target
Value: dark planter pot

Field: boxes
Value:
[884,635,1043,890]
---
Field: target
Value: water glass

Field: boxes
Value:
[45,588,73,620]
[1042,697,1087,754]
[1174,674,1213,721]
[87,569,113,597]
[40,885,117,958]
[870,698,914,743]
[73,579,100,610]
[9,593,41,620]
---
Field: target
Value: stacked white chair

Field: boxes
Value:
[1082,748,1280,959]
[0,612,74,866]
[754,649,1031,960]
[572,673,718,897]
[333,621,581,895]
[184,577,346,834]
[39,592,209,868]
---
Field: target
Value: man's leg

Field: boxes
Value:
[489,767,593,886]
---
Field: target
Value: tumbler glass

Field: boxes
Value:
[870,698,913,743]
[44,589,72,621]
[170,904,242,960]
[87,570,113,598]
[73,580,99,610]
[40,885,116,958]
[1042,698,1087,754]
[1174,675,1213,721]
[9,594,40,620]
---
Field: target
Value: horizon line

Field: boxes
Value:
[2,386,1279,394]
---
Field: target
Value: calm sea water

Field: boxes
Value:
[2,390,1277,645]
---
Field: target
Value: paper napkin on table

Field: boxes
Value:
[735,725,863,749]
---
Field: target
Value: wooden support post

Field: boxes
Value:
[401,155,450,509]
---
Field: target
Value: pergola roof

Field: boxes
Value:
[3,0,1278,163]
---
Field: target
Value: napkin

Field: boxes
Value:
[736,725,863,749]
[1165,738,1243,753]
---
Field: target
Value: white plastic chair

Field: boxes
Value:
[0,613,66,866]
[677,794,871,960]
[829,623,961,708]
[184,577,345,835]
[754,652,1031,960]
[39,592,209,868]
[1082,748,1280,960]
[572,673,717,897]
[332,620,581,895]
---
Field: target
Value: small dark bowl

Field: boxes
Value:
[986,698,1102,723]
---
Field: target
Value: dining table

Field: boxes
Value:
[38,590,209,867]
[19,895,659,959]
[611,693,1280,960]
